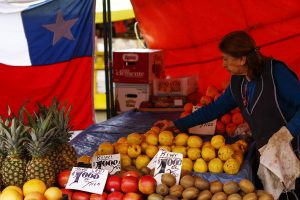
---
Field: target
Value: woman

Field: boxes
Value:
[155,31,300,199]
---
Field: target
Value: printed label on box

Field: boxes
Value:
[153,151,183,185]
[91,154,121,175]
[189,106,217,135]
[66,167,108,194]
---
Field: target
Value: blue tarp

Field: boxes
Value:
[71,110,255,183]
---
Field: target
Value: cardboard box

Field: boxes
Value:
[189,106,217,135]
[115,83,151,112]
[153,76,198,96]
[113,49,164,84]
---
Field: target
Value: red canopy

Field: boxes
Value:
[130,0,300,92]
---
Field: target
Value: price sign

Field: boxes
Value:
[92,154,121,175]
[189,106,217,135]
[66,167,108,194]
[153,151,183,184]
[147,149,167,170]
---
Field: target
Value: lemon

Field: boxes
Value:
[187,148,201,160]
[208,158,223,173]
[193,158,208,173]
[211,135,225,149]
[187,136,203,148]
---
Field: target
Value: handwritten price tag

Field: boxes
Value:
[153,151,183,185]
[147,149,167,170]
[189,106,217,135]
[92,154,121,175]
[66,167,108,194]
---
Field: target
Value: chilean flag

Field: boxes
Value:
[0,0,95,130]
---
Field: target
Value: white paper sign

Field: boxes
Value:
[147,149,167,170]
[66,167,108,194]
[153,151,183,185]
[189,106,217,135]
[92,154,121,175]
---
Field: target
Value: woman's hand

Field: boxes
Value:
[153,120,176,131]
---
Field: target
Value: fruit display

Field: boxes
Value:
[0,179,62,200]
[58,169,157,200]
[88,125,247,175]
[0,98,77,189]
[180,84,246,137]
[148,173,274,200]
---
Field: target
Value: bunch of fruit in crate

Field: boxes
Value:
[180,84,245,137]
[0,179,62,200]
[86,125,248,175]
[0,98,77,190]
[57,169,157,200]
[149,172,274,200]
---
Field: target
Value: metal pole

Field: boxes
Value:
[103,0,111,119]
[107,0,115,116]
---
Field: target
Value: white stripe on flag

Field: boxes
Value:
[0,12,31,66]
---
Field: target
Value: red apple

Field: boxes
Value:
[105,175,122,192]
[215,121,225,134]
[61,188,73,200]
[121,176,139,193]
[58,170,71,187]
[122,171,141,179]
[72,191,90,200]
[138,175,156,195]
[90,192,108,200]
[221,114,231,125]
[107,192,124,200]
[123,192,142,200]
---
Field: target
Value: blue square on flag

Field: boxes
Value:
[22,0,93,65]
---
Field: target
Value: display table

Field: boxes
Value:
[71,109,255,183]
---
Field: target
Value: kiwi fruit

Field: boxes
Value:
[164,195,179,200]
[194,177,210,190]
[239,179,255,194]
[169,184,184,198]
[223,181,239,194]
[148,193,164,200]
[227,193,242,200]
[197,190,212,200]
[180,175,195,188]
[162,173,177,187]
[243,192,257,200]
[258,194,274,200]
[156,184,169,196]
[182,187,200,200]
[211,192,227,200]
[210,180,223,193]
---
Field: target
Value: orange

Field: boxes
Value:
[44,187,62,200]
[0,189,22,200]
[24,192,46,200]
[183,103,194,112]
[23,179,47,196]
[2,186,23,197]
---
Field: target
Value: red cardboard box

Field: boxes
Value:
[113,49,164,84]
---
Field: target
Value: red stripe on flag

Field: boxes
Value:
[0,57,94,130]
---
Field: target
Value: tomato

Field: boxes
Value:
[61,188,73,200]
[107,192,124,200]
[58,170,71,187]
[105,175,122,192]
[72,191,90,200]
[121,176,138,193]
[90,192,107,200]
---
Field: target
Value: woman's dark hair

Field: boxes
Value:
[219,31,268,80]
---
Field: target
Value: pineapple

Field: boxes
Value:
[0,118,28,187]
[26,112,56,187]
[38,98,77,172]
